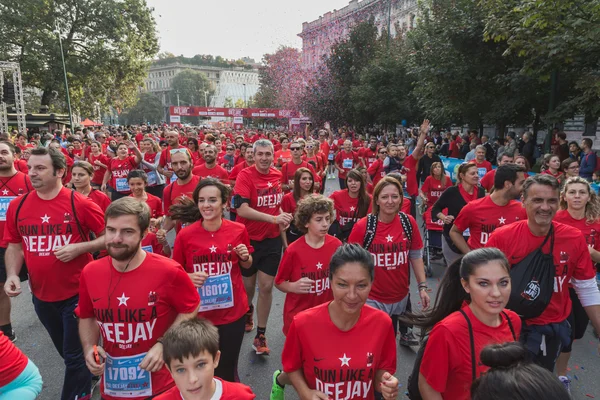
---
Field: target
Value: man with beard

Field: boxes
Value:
[450,164,527,253]
[158,130,184,184]
[0,141,32,342]
[359,136,379,169]
[192,144,230,184]
[233,139,293,355]
[161,149,200,234]
[3,146,105,400]
[77,198,200,400]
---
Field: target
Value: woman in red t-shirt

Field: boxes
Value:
[271,195,342,395]
[140,138,166,199]
[420,161,451,229]
[86,141,109,189]
[171,178,252,383]
[367,146,388,189]
[187,138,202,164]
[70,161,111,212]
[541,154,561,179]
[329,169,372,241]
[101,141,142,200]
[127,169,165,231]
[281,167,315,247]
[281,243,400,400]
[554,176,600,384]
[0,331,43,398]
[404,248,521,400]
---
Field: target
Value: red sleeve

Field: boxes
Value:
[274,247,294,285]
[281,317,303,373]
[151,235,165,257]
[485,225,504,249]
[420,324,452,393]
[480,172,492,191]
[408,215,424,250]
[3,197,23,244]
[234,171,253,199]
[453,203,472,233]
[572,233,596,280]
[166,266,200,314]
[163,184,173,216]
[334,152,342,166]
[401,198,411,214]
[281,163,288,183]
[281,194,294,214]
[159,150,168,168]
[377,315,397,374]
[172,233,186,268]
[347,218,367,245]
[76,268,95,319]
[421,177,430,194]
[77,196,105,236]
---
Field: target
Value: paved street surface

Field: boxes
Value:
[9,176,600,399]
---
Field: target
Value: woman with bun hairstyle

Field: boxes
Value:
[403,248,521,400]
[471,342,570,400]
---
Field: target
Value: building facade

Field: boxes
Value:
[298,0,417,71]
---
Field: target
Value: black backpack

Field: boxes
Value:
[406,310,516,400]
[362,212,413,250]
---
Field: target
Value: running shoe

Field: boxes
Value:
[558,376,571,395]
[399,331,419,347]
[245,309,254,333]
[253,334,270,355]
[270,370,285,400]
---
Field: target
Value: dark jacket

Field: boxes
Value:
[417,154,442,184]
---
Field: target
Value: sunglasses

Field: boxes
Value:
[170,148,188,155]
[291,147,302,151]
[226,147,234,150]
[379,151,387,154]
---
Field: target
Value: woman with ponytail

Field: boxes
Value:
[403,248,521,400]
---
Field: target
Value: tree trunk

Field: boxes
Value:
[496,122,506,140]
[41,88,54,106]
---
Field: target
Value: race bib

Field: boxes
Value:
[199,274,234,312]
[463,228,470,237]
[115,178,130,192]
[141,245,153,253]
[328,153,334,161]
[0,196,16,222]
[343,159,353,169]
[478,168,487,179]
[104,353,152,398]
[146,171,158,186]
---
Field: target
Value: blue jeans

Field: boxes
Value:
[32,294,92,400]
[0,359,43,399]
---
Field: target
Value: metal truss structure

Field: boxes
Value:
[0,62,26,134]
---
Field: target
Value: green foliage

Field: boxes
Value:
[170,69,212,106]
[153,53,254,70]
[0,0,159,116]
[120,92,164,125]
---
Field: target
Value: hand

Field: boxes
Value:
[54,243,83,262]
[276,213,293,227]
[233,244,249,261]
[419,119,430,136]
[139,342,164,373]
[291,277,315,294]
[126,140,135,148]
[324,122,330,130]
[164,170,174,178]
[101,183,107,192]
[310,390,330,400]
[156,229,167,243]
[85,345,106,376]
[94,160,102,166]
[380,371,400,399]
[4,275,22,297]
[442,215,454,224]
[419,289,431,310]
[420,195,428,203]
[188,271,208,287]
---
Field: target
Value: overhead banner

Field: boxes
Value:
[169,106,300,119]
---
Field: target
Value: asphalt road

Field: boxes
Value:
[8,175,600,399]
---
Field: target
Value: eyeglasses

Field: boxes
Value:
[226,147,234,151]
[568,165,579,170]
[306,145,314,149]
[379,151,387,154]
[291,147,302,151]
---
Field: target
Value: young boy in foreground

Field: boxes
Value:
[155,318,255,400]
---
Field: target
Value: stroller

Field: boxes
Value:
[419,202,445,277]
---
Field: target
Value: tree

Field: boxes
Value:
[234,98,245,108]
[120,93,164,125]
[0,0,159,116]
[223,97,234,108]
[170,69,212,106]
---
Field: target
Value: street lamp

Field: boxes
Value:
[55,22,73,130]
[203,90,208,107]
[243,83,247,107]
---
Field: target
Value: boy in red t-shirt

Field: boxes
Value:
[156,318,255,400]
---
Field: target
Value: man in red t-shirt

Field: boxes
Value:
[158,131,183,184]
[77,198,200,400]
[396,119,429,217]
[480,152,514,191]
[469,145,493,180]
[233,139,293,355]
[192,144,230,184]
[451,164,527,252]
[161,150,200,234]
[3,146,106,400]
[280,142,318,193]
[0,142,32,342]
[486,174,600,372]
[360,137,379,169]
[334,140,359,190]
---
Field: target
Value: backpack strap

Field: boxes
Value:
[14,192,31,227]
[362,213,378,250]
[71,190,88,241]
[23,174,30,192]
[502,311,517,341]
[399,211,413,245]
[459,309,477,381]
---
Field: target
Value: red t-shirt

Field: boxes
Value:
[0,331,28,387]
[192,163,230,184]
[360,148,378,168]
[303,155,324,174]
[76,253,200,400]
[275,235,340,335]
[154,377,255,400]
[282,303,396,400]
[554,210,600,250]
[228,161,250,182]
[329,189,372,229]
[234,166,283,241]
[420,176,450,209]
[275,149,292,167]
[88,188,111,212]
[420,306,521,400]
[107,156,139,193]
[4,188,105,301]
[335,151,359,180]
[172,219,251,326]
[453,196,526,249]
[480,169,496,191]
[348,214,423,303]
[281,161,317,191]
[14,159,27,174]
[141,231,165,256]
[163,176,201,218]
[281,192,298,215]
[129,193,163,219]
[401,155,419,197]
[0,171,31,248]
[88,153,110,185]
[486,221,595,325]
[469,159,493,179]
[367,159,386,188]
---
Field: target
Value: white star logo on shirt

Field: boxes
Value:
[386,234,394,243]
[209,245,217,253]
[316,262,323,270]
[350,206,356,211]
[339,353,351,367]
[498,216,506,225]
[41,214,50,223]
[267,181,273,188]
[1,189,8,195]
[117,293,129,307]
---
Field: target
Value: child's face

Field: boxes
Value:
[168,350,220,400]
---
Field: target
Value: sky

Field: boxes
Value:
[145,0,351,62]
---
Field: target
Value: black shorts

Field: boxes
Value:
[562,287,590,353]
[241,236,283,277]
[0,247,28,283]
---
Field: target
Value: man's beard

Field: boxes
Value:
[107,241,141,261]
[175,168,191,180]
